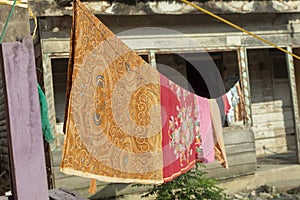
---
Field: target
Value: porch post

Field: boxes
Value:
[42,53,58,149]
[150,50,157,69]
[286,45,300,163]
[238,47,252,126]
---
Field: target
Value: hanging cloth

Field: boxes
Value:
[234,82,247,121]
[61,0,230,184]
[226,89,234,124]
[61,0,163,184]
[160,74,197,183]
[222,94,231,115]
[209,99,228,169]
[37,84,54,142]
[216,96,225,126]
[195,96,215,163]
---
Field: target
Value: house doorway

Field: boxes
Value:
[248,48,297,164]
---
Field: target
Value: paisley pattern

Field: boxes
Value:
[61,0,163,183]
[61,0,231,184]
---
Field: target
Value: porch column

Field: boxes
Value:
[42,53,58,149]
[286,45,300,163]
[238,47,252,126]
[150,50,157,69]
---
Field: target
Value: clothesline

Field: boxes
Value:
[181,0,300,61]
[0,0,37,44]
[0,0,28,8]
[0,0,17,44]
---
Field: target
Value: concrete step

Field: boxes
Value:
[219,164,300,194]
[267,180,300,193]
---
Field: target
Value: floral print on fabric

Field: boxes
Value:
[161,75,198,182]
[168,102,195,165]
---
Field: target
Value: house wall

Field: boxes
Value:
[248,49,296,156]
[28,0,300,16]
[0,78,8,175]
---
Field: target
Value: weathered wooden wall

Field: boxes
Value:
[0,77,9,174]
[248,49,296,156]
[28,0,300,16]
[205,128,256,179]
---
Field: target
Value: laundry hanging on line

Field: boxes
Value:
[61,0,246,184]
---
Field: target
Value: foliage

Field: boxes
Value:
[135,163,229,200]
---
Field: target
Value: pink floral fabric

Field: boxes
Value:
[196,96,215,163]
[160,74,198,182]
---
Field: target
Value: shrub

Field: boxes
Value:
[136,163,228,200]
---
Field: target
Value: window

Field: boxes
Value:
[270,49,288,79]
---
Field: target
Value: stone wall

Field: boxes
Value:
[29,0,300,16]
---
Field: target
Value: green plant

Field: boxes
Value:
[136,163,228,200]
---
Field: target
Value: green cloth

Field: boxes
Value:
[38,84,54,142]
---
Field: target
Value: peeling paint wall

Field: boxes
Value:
[29,0,300,16]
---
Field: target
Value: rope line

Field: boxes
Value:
[0,0,17,44]
[181,0,300,60]
[0,1,37,41]
[28,5,37,39]
[0,0,27,8]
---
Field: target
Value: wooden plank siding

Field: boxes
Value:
[0,77,8,173]
[205,128,256,179]
[248,49,297,157]
[0,37,49,199]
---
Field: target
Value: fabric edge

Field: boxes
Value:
[60,167,164,184]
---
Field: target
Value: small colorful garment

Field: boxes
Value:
[235,82,246,121]
[225,90,235,124]
[222,94,231,115]
[231,85,240,107]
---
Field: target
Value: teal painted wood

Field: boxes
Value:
[0,36,48,200]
